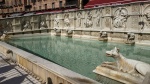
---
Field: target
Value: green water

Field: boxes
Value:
[6,35,150,82]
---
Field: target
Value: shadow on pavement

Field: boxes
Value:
[0,76,6,82]
[0,65,16,74]
[0,74,28,84]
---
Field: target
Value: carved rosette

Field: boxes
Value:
[113,7,128,28]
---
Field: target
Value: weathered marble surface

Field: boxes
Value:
[1,2,150,43]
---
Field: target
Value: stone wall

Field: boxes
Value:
[1,2,150,43]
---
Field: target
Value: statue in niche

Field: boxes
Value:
[64,13,70,27]
[22,18,32,31]
[143,6,150,29]
[84,11,93,28]
[95,9,102,27]
[54,14,59,27]
[5,20,13,32]
[40,16,48,29]
[77,11,82,27]
[113,7,128,28]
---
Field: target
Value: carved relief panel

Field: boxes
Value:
[63,12,74,29]
[39,15,48,29]
[21,16,32,31]
[76,11,84,28]
[93,8,103,29]
[102,17,112,31]
[5,19,13,32]
[84,10,93,28]
[113,7,128,28]
[130,16,140,32]
[142,4,150,32]
[112,6,129,31]
[53,14,60,29]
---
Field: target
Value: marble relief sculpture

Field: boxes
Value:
[143,5,150,29]
[95,9,102,27]
[77,11,82,27]
[113,7,128,28]
[40,15,48,29]
[21,18,32,31]
[5,21,13,32]
[54,14,59,28]
[85,11,93,28]
[64,13,70,27]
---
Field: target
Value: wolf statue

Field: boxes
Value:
[101,47,150,78]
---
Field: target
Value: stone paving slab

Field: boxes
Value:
[0,53,41,84]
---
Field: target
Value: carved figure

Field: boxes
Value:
[95,9,102,27]
[101,47,150,77]
[54,15,59,27]
[40,16,48,29]
[113,8,128,28]
[6,21,13,32]
[23,21,32,31]
[144,9,150,28]
[64,13,70,27]
[85,11,93,28]
[77,12,82,27]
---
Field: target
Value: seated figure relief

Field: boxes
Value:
[101,47,150,78]
[23,21,32,31]
[113,8,128,28]
[40,16,48,29]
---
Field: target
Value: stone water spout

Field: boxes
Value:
[99,31,108,41]
[66,29,73,34]
[54,28,61,33]
[126,32,135,44]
